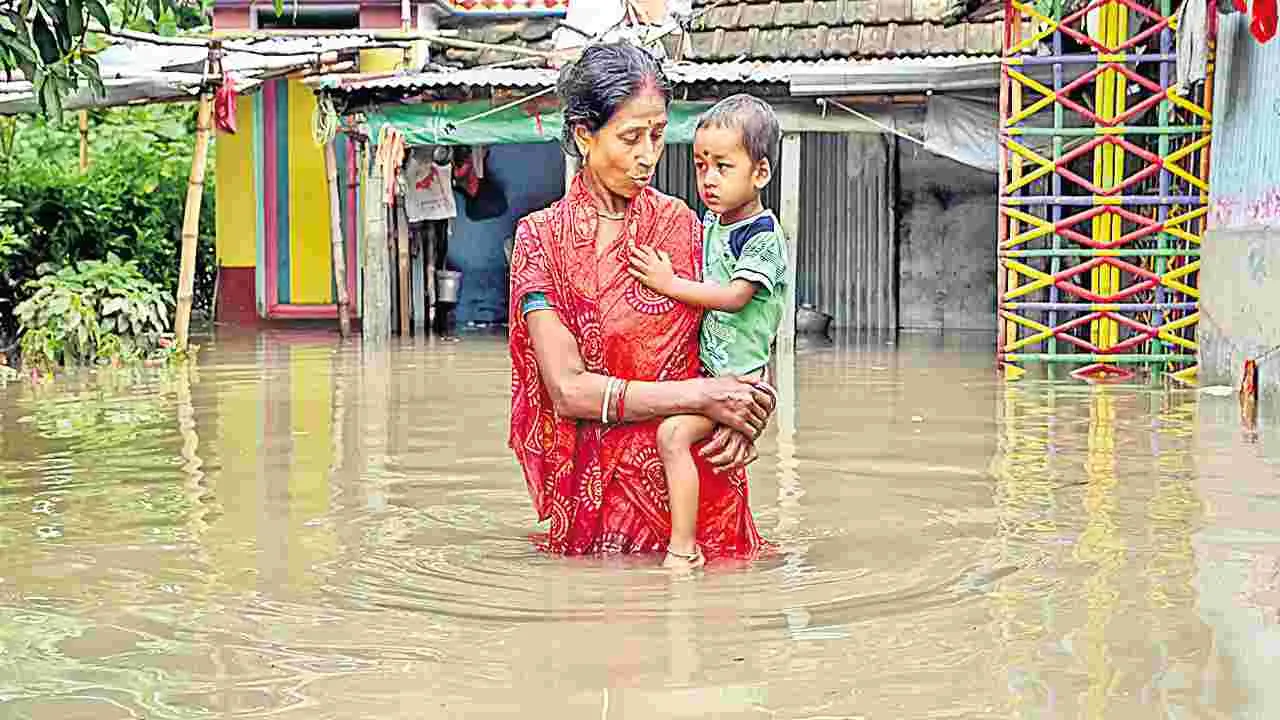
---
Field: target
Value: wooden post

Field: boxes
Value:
[777,132,802,351]
[362,154,392,343]
[323,141,352,338]
[78,111,89,172]
[411,227,426,335]
[175,94,214,353]
[395,201,411,337]
[425,222,436,333]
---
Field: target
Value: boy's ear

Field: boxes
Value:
[753,157,773,189]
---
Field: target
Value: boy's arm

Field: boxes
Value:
[628,245,755,312]
[659,275,758,312]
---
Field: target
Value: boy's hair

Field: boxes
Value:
[696,94,781,170]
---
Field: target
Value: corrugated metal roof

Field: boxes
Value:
[0,34,392,115]
[92,35,390,76]
[312,55,1000,93]
[789,55,1001,94]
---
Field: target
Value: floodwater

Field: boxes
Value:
[1,330,1279,719]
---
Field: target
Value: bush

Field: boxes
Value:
[0,106,215,353]
[15,255,174,370]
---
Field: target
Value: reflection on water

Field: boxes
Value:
[1,329,1278,718]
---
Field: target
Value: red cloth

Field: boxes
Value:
[507,174,766,559]
[214,77,237,134]
[1252,0,1277,41]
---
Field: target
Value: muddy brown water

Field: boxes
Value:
[1,329,1279,719]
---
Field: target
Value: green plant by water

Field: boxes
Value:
[14,255,179,370]
[0,106,215,358]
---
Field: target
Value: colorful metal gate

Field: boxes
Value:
[998,0,1212,383]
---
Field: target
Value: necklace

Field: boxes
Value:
[596,208,625,221]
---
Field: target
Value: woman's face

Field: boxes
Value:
[574,83,668,200]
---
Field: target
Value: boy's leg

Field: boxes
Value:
[657,414,717,565]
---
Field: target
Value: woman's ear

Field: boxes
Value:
[573,124,594,159]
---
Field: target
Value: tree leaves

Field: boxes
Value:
[67,0,85,40]
[0,0,181,121]
[31,12,60,65]
[37,72,64,123]
[84,0,111,33]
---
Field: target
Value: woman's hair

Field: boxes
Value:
[556,41,673,159]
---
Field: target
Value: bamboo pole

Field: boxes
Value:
[175,93,214,353]
[324,141,352,338]
[78,111,89,172]
[395,201,411,337]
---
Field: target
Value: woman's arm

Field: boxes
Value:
[525,308,773,439]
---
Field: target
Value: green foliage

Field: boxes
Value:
[0,217,25,272]
[0,0,211,120]
[14,254,174,369]
[0,104,215,353]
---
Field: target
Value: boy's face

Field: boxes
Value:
[693,125,771,220]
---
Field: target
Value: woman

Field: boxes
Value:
[508,41,775,561]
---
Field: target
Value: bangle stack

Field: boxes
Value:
[601,377,630,424]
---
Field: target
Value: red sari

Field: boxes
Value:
[508,175,764,559]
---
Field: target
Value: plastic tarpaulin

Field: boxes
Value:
[366,99,714,147]
[923,95,1000,173]
[923,94,1056,173]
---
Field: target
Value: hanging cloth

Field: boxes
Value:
[452,150,482,198]
[1252,0,1277,41]
[1174,0,1210,94]
[214,75,238,134]
[375,126,406,207]
[403,147,458,222]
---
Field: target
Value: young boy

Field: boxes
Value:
[628,94,787,570]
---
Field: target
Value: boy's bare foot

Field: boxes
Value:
[663,546,706,571]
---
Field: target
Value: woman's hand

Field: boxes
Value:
[699,426,758,471]
[697,375,775,440]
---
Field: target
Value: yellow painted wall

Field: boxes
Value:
[287,79,334,305]
[359,48,405,73]
[214,100,258,268]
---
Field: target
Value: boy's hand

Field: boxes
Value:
[628,245,676,294]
